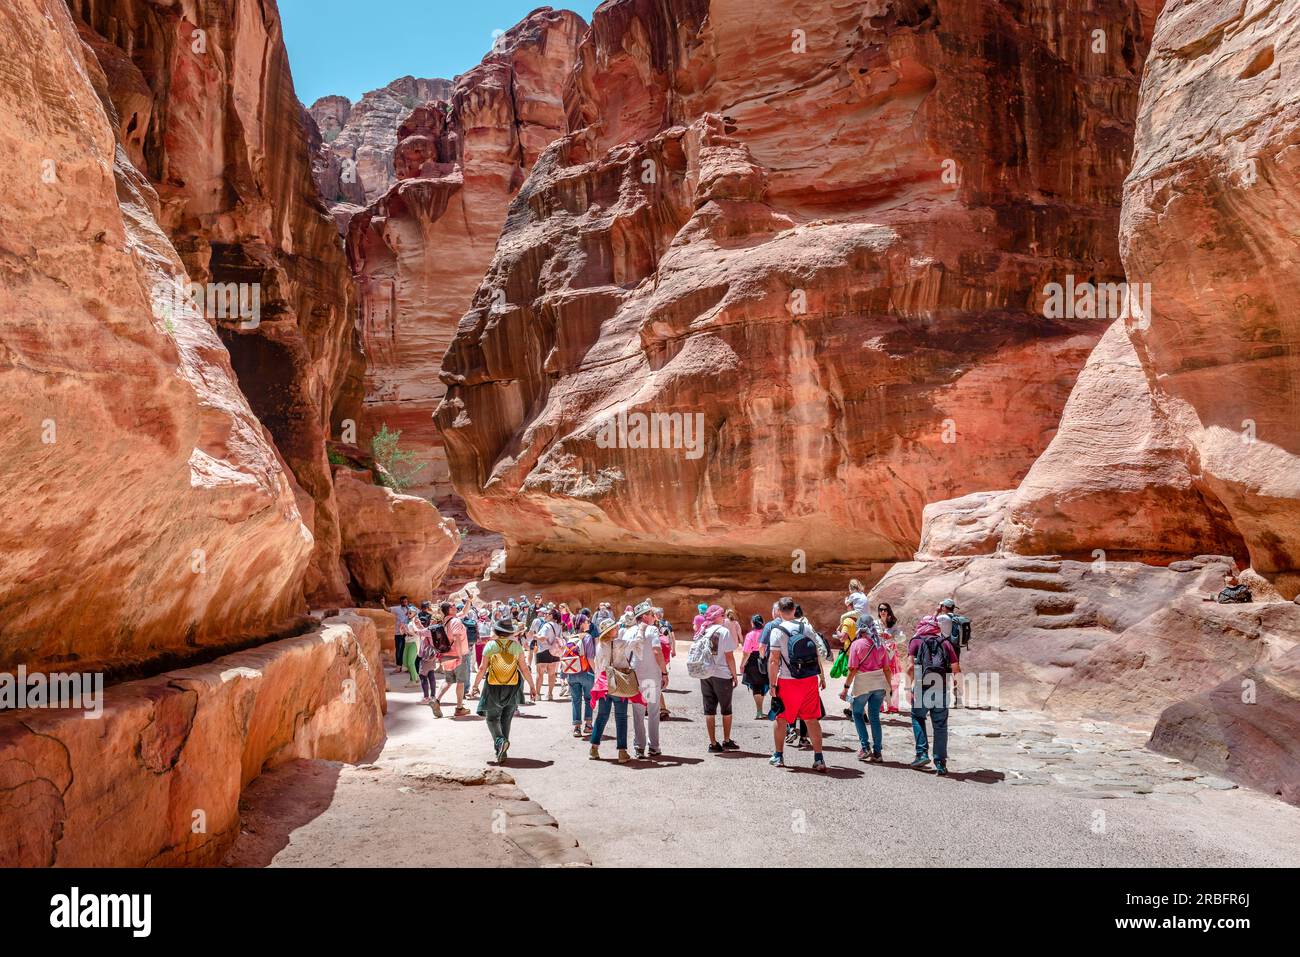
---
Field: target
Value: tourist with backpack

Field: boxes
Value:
[741,614,768,719]
[906,615,962,774]
[470,618,537,764]
[433,601,471,717]
[767,597,828,772]
[460,602,480,697]
[562,621,597,738]
[688,604,739,753]
[628,601,668,759]
[839,615,893,762]
[534,607,566,701]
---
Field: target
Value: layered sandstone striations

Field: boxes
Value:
[1001,0,1300,592]
[0,614,384,867]
[0,0,314,669]
[348,8,587,502]
[436,0,1151,595]
[309,76,454,229]
[71,0,369,606]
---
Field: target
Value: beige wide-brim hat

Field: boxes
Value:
[597,618,620,641]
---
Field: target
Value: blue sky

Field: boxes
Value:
[281,0,600,106]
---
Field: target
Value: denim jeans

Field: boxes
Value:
[850,688,886,754]
[568,671,595,724]
[590,694,629,749]
[911,704,949,762]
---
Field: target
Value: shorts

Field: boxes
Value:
[700,676,734,716]
[441,656,470,685]
[536,649,558,664]
[776,676,821,722]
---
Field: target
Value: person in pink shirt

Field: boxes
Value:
[434,600,471,717]
[740,614,768,719]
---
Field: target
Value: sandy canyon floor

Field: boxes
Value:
[226,649,1300,868]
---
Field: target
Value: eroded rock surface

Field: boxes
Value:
[436,0,1149,592]
[349,8,586,501]
[0,614,383,867]
[0,0,314,669]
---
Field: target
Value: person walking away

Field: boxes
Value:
[563,621,598,737]
[692,604,739,753]
[470,619,537,763]
[906,616,961,774]
[628,601,667,758]
[724,609,744,676]
[589,618,645,763]
[534,607,565,701]
[839,615,893,762]
[434,601,472,717]
[459,602,480,696]
[767,597,827,772]
[741,614,768,719]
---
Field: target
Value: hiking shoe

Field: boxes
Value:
[617,749,631,764]
[588,746,600,760]
[812,757,828,773]
[454,707,470,717]
[910,756,931,769]
[431,700,443,718]
[868,752,883,763]
[722,739,740,751]
[934,762,949,776]
[769,753,785,768]
[707,742,725,754]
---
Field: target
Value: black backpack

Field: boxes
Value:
[779,622,820,680]
[429,623,451,655]
[915,635,951,678]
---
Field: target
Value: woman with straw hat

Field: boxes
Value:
[588,614,646,763]
[470,618,537,764]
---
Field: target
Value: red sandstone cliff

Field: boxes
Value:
[435,0,1150,600]
[347,8,587,503]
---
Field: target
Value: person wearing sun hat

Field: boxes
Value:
[470,617,537,764]
[589,612,646,763]
[627,599,667,759]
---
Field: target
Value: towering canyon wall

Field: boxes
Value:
[348,8,587,502]
[68,0,367,606]
[309,75,454,229]
[435,0,1150,603]
[0,0,317,669]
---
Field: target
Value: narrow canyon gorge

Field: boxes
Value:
[0,0,1296,868]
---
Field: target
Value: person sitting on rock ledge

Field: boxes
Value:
[1205,570,1253,604]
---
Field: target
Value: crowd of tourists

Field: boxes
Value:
[387,578,986,775]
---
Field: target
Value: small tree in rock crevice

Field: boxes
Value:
[371,424,426,491]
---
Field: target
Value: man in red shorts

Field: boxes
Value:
[767,596,828,772]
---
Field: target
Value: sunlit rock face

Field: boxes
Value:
[348,8,586,501]
[309,76,454,229]
[999,0,1300,596]
[0,0,314,669]
[436,0,1149,592]
[70,0,367,605]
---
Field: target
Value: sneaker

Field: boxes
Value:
[785,729,799,746]
[496,739,510,763]
[572,725,583,738]
[589,746,600,760]
[420,696,430,704]
[454,707,470,717]
[707,742,724,754]
[721,739,740,751]
[755,711,766,720]
[935,762,949,776]
[856,748,869,762]
[635,748,646,759]
[647,748,662,757]
[868,752,883,763]
[582,723,593,735]
[798,737,811,750]
[617,749,631,764]
[910,755,931,769]
[812,757,828,773]
[431,701,443,718]
[769,752,785,768]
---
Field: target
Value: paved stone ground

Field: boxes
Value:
[405,652,1300,868]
